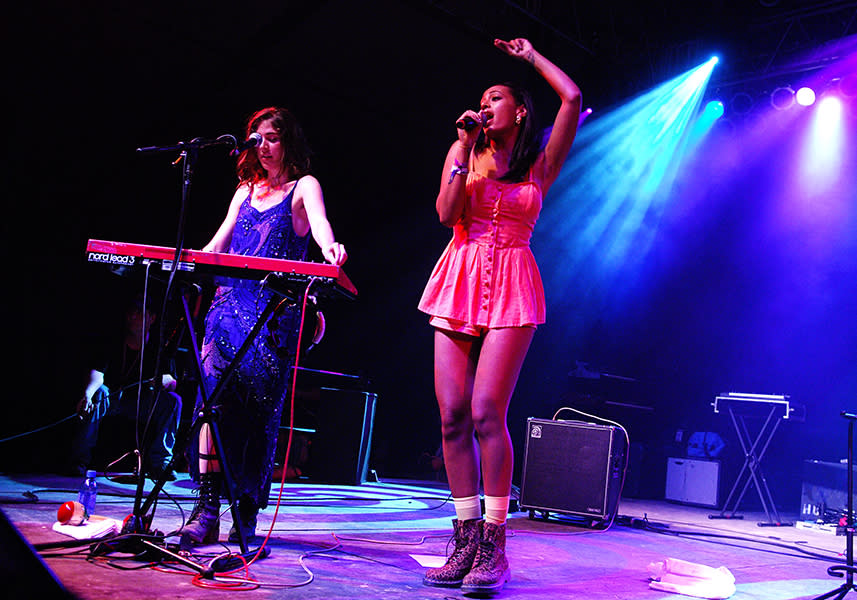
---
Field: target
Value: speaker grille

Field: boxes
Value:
[520,418,626,520]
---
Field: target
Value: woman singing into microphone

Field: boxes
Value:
[418,38,582,594]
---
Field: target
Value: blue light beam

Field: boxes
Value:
[536,58,719,311]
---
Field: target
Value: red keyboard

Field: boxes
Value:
[86,239,357,299]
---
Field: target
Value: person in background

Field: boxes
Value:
[418,37,582,593]
[176,106,347,547]
[69,293,182,481]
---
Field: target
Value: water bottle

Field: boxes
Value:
[78,469,97,520]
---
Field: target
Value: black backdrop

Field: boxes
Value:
[5,2,856,506]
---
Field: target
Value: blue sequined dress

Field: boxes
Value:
[191,183,308,508]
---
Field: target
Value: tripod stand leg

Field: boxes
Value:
[745,410,791,525]
[136,288,209,523]
[815,415,857,599]
[813,585,852,600]
[205,413,250,553]
[711,408,752,519]
[177,294,286,554]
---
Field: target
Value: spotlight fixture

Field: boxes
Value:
[818,95,843,115]
[837,74,857,99]
[795,87,816,106]
[770,86,795,110]
[704,100,724,119]
[730,92,754,115]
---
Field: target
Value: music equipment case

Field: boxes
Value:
[519,418,627,525]
[664,457,720,507]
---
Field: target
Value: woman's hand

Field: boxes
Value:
[76,396,94,418]
[455,109,482,149]
[323,242,348,266]
[495,37,582,193]
[494,38,535,64]
[161,374,177,392]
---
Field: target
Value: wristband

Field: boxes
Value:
[448,160,469,184]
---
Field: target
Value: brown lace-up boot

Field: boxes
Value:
[461,520,510,594]
[423,518,481,587]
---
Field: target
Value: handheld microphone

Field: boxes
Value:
[456,115,483,131]
[230,132,263,156]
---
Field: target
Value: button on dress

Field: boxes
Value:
[419,170,546,329]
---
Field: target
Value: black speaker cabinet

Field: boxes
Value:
[520,418,627,522]
[306,387,377,485]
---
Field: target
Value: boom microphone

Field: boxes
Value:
[230,132,263,156]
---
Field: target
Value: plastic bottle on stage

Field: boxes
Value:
[78,469,97,519]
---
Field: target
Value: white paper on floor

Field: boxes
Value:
[648,556,736,599]
[52,516,124,540]
[410,554,448,568]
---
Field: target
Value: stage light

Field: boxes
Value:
[795,87,816,106]
[817,95,843,124]
[837,74,857,99]
[704,100,724,119]
[686,98,725,148]
[578,107,593,126]
[770,86,795,110]
[539,57,718,306]
[800,93,844,194]
[730,92,754,115]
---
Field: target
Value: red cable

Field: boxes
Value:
[219,278,316,575]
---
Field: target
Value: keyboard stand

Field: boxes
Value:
[709,392,794,527]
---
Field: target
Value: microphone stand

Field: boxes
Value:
[124,136,214,535]
[815,410,857,599]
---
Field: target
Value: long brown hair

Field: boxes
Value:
[475,82,541,183]
[236,106,313,185]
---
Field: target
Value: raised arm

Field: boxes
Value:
[494,38,582,190]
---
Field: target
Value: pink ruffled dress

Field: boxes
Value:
[418,169,546,329]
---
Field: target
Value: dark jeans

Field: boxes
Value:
[70,384,182,473]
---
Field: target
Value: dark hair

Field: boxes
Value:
[125,292,157,326]
[475,82,541,183]
[236,106,313,184]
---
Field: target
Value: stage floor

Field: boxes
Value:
[0,471,846,599]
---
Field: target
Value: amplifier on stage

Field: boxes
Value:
[280,379,377,487]
[519,418,627,524]
[307,387,377,486]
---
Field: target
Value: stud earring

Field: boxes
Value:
[515,114,522,126]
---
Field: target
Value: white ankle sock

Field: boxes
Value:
[453,494,482,522]
[484,495,509,525]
